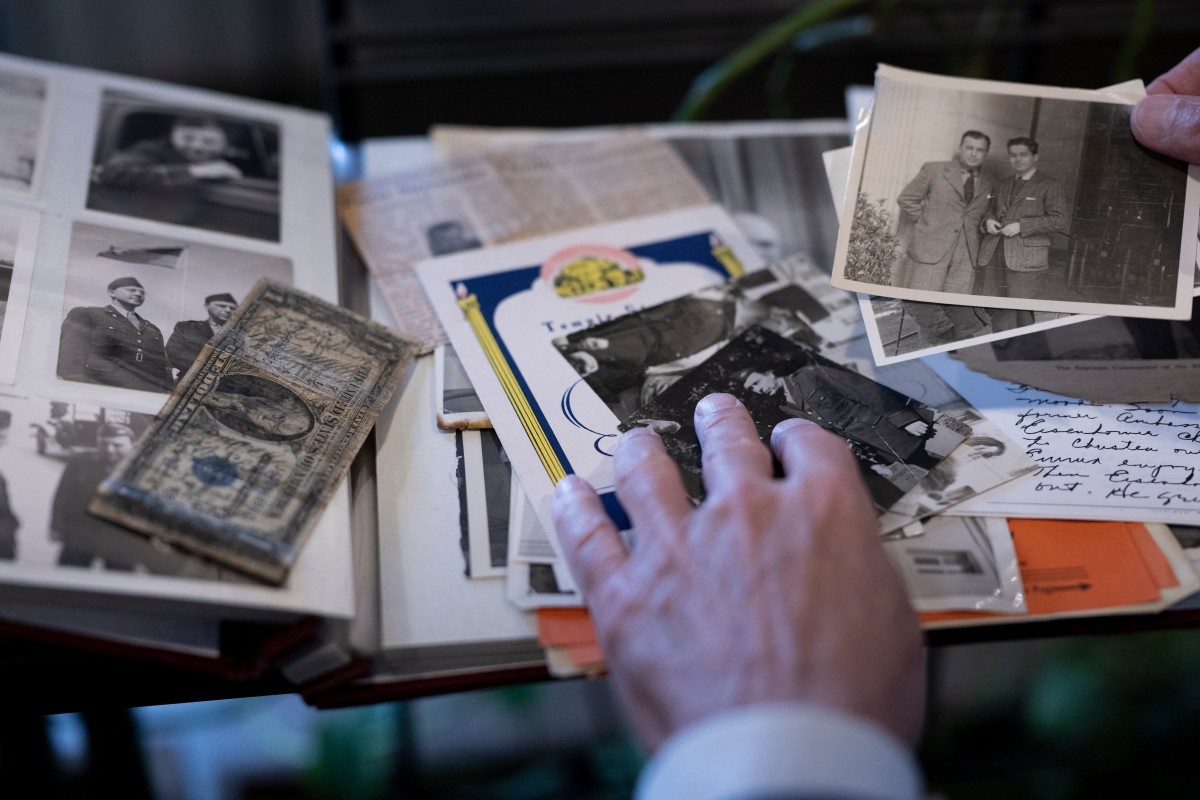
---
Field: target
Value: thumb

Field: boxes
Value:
[1131,94,1200,164]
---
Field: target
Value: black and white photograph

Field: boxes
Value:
[882,515,1025,614]
[0,213,17,328]
[505,489,580,610]
[656,122,849,270]
[832,65,1198,321]
[55,222,292,393]
[456,429,513,579]
[434,343,490,429]
[989,302,1200,361]
[1170,524,1200,574]
[862,295,1081,364]
[426,218,482,256]
[620,325,970,512]
[824,141,1088,366]
[0,67,48,195]
[553,267,844,422]
[506,559,580,610]
[0,207,37,384]
[853,358,1037,536]
[87,90,282,242]
[0,397,230,579]
[0,393,355,617]
[950,296,1200,403]
[554,282,771,422]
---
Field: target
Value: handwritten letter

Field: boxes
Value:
[930,355,1200,525]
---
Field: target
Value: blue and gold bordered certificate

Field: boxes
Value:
[417,205,763,539]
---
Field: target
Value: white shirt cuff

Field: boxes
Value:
[636,703,922,800]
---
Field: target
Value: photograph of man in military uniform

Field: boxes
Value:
[57,275,174,392]
[165,292,237,381]
[54,222,291,394]
[50,417,223,578]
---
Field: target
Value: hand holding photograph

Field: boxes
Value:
[831,65,1198,322]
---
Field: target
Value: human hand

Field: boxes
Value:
[1000,222,1021,238]
[903,419,930,437]
[984,219,1002,235]
[189,160,244,180]
[1132,46,1200,163]
[552,393,925,752]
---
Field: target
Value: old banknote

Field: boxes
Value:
[90,280,419,584]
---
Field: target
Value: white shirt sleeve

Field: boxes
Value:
[636,703,923,800]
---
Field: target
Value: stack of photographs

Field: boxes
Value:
[379,90,1200,679]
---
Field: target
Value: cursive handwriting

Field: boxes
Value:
[1116,410,1200,430]
[1106,464,1198,487]
[989,388,1200,514]
[1070,437,1158,452]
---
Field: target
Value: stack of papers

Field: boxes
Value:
[345,62,1200,677]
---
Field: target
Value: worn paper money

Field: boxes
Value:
[89,280,419,584]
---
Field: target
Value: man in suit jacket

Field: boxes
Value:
[978,137,1068,332]
[166,292,238,380]
[895,130,994,345]
[56,276,173,392]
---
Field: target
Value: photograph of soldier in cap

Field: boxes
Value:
[56,275,173,392]
[166,292,237,380]
[55,222,291,394]
[51,416,221,577]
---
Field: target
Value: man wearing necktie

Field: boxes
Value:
[56,276,174,392]
[894,130,994,345]
[977,137,1068,332]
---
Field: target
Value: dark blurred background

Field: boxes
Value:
[2,0,1199,139]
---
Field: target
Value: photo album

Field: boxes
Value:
[0,51,354,671]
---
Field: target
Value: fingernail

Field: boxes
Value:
[555,474,591,496]
[620,426,658,441]
[1132,95,1174,144]
[771,417,818,443]
[695,393,741,418]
